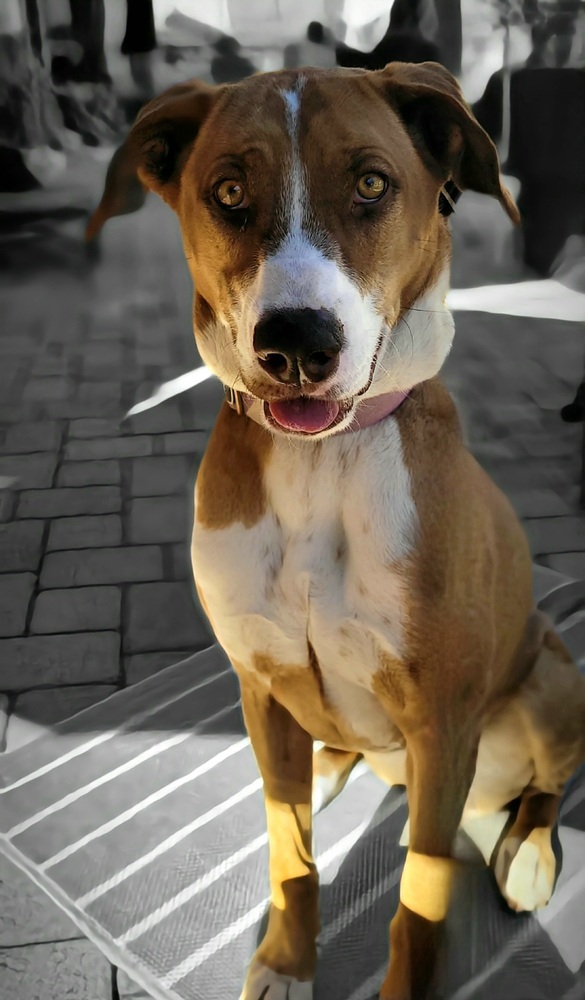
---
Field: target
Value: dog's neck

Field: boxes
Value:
[224,387,410,434]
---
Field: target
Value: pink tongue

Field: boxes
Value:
[269,398,340,433]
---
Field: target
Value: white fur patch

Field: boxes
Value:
[240,961,313,1000]
[281,83,305,235]
[249,236,385,403]
[460,810,510,864]
[312,748,363,814]
[282,87,302,120]
[372,274,455,397]
[363,748,408,788]
[312,770,342,815]
[280,80,306,234]
[497,828,556,912]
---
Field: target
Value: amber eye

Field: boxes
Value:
[355,173,387,202]
[214,179,247,209]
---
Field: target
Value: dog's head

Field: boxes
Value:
[89,63,517,437]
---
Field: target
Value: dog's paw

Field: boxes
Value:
[240,961,313,1000]
[494,828,557,912]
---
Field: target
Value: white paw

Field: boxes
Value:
[496,828,556,912]
[240,961,313,1000]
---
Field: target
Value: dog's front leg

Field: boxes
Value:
[239,675,318,1000]
[380,721,479,1000]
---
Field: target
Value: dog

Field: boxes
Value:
[88,62,585,1000]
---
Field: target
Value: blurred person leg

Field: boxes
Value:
[121,0,156,101]
[69,0,110,83]
[0,0,66,187]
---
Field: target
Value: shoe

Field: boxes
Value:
[561,402,585,422]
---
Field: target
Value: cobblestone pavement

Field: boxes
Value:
[0,160,584,998]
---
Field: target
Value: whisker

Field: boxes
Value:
[400,317,415,366]
[407,307,446,314]
[376,359,403,395]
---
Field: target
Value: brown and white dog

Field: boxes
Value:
[89,63,585,1000]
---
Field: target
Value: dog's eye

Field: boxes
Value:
[214,180,247,209]
[355,173,387,202]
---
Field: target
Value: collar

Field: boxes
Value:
[224,385,410,433]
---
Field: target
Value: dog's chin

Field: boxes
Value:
[262,396,356,438]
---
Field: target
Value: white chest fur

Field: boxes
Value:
[192,417,417,749]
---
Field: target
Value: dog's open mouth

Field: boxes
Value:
[257,331,387,436]
[264,397,353,435]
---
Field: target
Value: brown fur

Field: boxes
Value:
[195,403,272,530]
[393,378,534,718]
[235,666,318,981]
[253,654,396,753]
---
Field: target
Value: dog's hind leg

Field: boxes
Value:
[491,625,585,913]
[312,745,362,814]
[493,791,561,911]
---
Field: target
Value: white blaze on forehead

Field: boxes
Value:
[282,87,301,118]
[280,80,306,236]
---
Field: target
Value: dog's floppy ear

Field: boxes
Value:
[378,61,519,224]
[86,79,218,241]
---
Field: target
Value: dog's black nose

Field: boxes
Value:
[253,308,344,385]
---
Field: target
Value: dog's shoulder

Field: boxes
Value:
[195,402,273,531]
